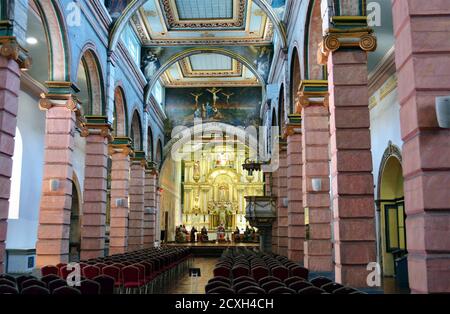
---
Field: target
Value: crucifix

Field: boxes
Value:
[206,87,222,107]
[190,92,203,109]
[221,92,234,105]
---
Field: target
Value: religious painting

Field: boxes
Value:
[165,87,262,127]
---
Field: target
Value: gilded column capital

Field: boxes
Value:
[320,27,377,58]
[81,115,114,143]
[132,150,147,168]
[38,82,89,135]
[296,80,329,113]
[0,36,32,70]
[282,115,302,139]
[109,137,134,157]
[145,161,159,176]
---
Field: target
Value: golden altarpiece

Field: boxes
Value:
[182,146,264,232]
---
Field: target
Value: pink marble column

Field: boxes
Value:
[36,88,79,267]
[0,55,21,272]
[287,129,304,263]
[80,118,111,260]
[276,145,288,257]
[155,184,161,243]
[302,105,332,272]
[109,140,132,255]
[327,50,376,287]
[271,170,279,254]
[392,0,450,293]
[144,166,157,248]
[128,154,145,252]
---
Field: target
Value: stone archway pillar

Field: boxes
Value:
[36,82,83,267]
[128,151,146,251]
[80,116,112,260]
[298,81,333,272]
[391,0,450,293]
[108,137,132,255]
[144,163,158,248]
[320,27,377,287]
[285,117,304,263]
[276,144,288,257]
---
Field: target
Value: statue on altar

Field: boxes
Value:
[217,223,226,242]
[200,226,209,242]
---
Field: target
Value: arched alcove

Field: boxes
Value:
[130,110,143,151]
[378,144,407,280]
[77,48,105,115]
[69,174,82,262]
[290,48,301,114]
[113,86,128,137]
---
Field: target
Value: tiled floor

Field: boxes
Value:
[167,257,218,294]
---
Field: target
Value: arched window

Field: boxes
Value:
[9,128,23,219]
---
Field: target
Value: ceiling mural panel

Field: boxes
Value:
[131,0,273,46]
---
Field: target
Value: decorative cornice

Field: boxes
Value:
[318,26,377,64]
[82,115,114,142]
[0,36,32,70]
[296,80,329,113]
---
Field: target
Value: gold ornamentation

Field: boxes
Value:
[323,34,340,52]
[0,41,19,60]
[359,34,377,51]
[321,27,377,54]
[0,36,32,70]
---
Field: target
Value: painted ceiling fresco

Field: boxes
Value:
[142,46,272,88]
[131,0,273,46]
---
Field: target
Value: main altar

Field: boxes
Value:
[181,145,264,233]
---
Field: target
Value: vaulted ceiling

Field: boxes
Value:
[131,0,273,46]
[161,53,259,88]
[129,0,280,88]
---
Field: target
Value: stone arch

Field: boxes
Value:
[108,0,287,52]
[290,47,302,114]
[33,0,71,81]
[130,110,143,151]
[377,142,406,279]
[76,46,106,115]
[113,85,128,137]
[69,172,82,262]
[304,0,325,80]
[144,48,266,106]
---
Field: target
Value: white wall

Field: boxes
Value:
[369,78,403,194]
[6,89,45,250]
[6,88,87,251]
